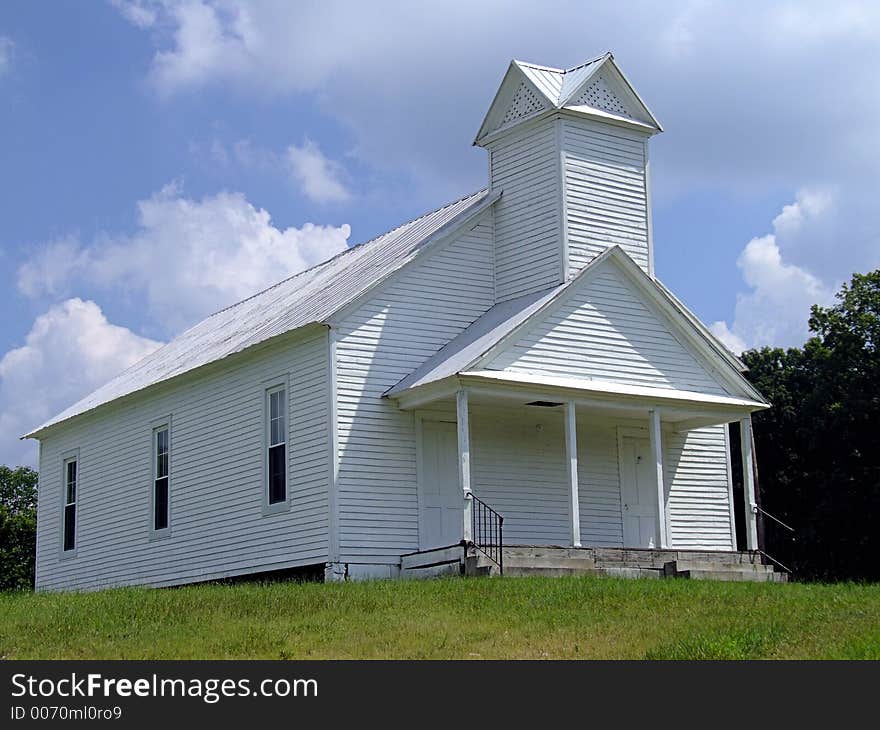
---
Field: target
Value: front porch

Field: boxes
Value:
[399,543,785,582]
[390,371,770,578]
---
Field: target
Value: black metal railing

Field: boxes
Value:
[756,505,796,575]
[470,493,504,575]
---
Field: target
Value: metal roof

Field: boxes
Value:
[475,53,662,145]
[515,55,607,105]
[385,283,565,396]
[27,188,494,437]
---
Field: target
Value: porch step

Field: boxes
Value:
[465,548,600,577]
[664,560,788,583]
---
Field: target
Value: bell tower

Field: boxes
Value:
[475,53,662,302]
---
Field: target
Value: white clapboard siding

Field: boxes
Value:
[335,215,496,563]
[561,118,649,275]
[35,329,331,590]
[563,118,650,275]
[488,259,728,395]
[665,425,736,550]
[577,419,625,547]
[471,410,570,545]
[488,119,563,301]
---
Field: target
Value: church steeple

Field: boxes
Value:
[476,53,663,302]
[475,53,662,146]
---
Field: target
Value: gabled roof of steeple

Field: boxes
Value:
[475,52,662,145]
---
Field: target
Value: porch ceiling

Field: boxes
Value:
[388,369,768,430]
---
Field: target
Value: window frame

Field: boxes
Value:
[150,416,172,538]
[263,376,291,515]
[59,449,79,558]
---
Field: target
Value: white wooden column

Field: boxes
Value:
[564,401,581,547]
[457,389,473,542]
[739,416,759,551]
[648,409,669,549]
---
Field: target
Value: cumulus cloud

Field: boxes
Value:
[17,182,351,335]
[109,0,157,29]
[710,190,839,353]
[286,139,351,204]
[111,0,880,204]
[0,299,162,465]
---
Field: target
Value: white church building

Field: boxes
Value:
[28,53,780,589]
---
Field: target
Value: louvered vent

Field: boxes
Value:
[501,82,544,125]
[572,73,632,118]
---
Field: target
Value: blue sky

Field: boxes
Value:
[1,0,879,465]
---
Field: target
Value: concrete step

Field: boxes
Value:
[663,560,775,576]
[600,566,663,579]
[466,551,600,577]
[676,568,787,583]
[499,546,597,560]
[503,565,604,578]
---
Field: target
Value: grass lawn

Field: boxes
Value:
[1,575,879,659]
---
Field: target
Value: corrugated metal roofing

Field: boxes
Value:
[515,54,608,106]
[385,283,564,396]
[28,188,494,436]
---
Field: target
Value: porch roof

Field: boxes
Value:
[389,369,768,429]
[385,246,762,405]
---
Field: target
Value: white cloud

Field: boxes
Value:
[0,36,13,77]
[110,0,157,29]
[17,182,351,336]
[772,189,833,237]
[111,0,880,204]
[286,139,351,204]
[708,320,746,355]
[711,191,840,352]
[0,299,162,465]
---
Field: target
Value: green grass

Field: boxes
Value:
[1,576,879,659]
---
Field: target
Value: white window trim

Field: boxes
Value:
[149,416,172,540]
[59,448,80,559]
[262,375,291,516]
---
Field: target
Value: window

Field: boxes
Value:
[153,425,170,531]
[63,457,77,552]
[266,386,287,505]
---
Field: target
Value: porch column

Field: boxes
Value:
[564,401,582,547]
[648,409,669,549]
[457,389,473,542]
[739,416,759,550]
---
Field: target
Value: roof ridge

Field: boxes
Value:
[204,187,488,320]
[563,52,609,75]
[513,60,565,73]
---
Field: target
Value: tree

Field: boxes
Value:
[0,465,38,591]
[743,271,880,581]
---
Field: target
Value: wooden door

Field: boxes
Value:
[419,421,464,550]
[620,436,658,548]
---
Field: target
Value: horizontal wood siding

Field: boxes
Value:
[577,419,625,547]
[420,407,732,552]
[335,216,495,563]
[489,260,728,395]
[488,119,562,302]
[471,409,569,545]
[563,118,650,274]
[35,330,331,590]
[665,425,736,550]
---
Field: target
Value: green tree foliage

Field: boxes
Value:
[0,465,38,591]
[743,271,880,581]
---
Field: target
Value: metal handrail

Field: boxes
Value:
[755,506,795,575]
[756,505,795,533]
[758,550,792,575]
[470,493,504,575]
